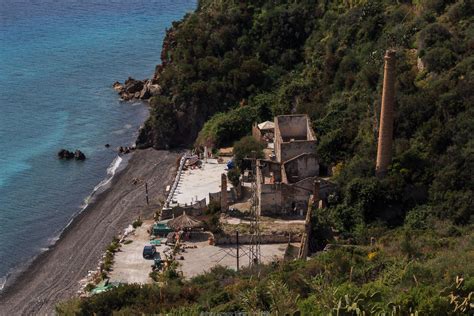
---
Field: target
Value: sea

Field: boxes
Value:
[0,0,196,290]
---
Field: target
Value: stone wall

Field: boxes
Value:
[252,123,262,142]
[257,177,316,217]
[257,160,282,183]
[282,153,319,184]
[279,140,317,163]
[281,177,315,215]
[258,183,283,215]
[276,115,310,140]
[274,115,316,162]
[209,189,236,207]
[214,232,301,245]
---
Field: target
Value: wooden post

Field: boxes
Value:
[313,180,320,204]
[236,231,240,271]
[221,173,228,211]
[145,182,149,206]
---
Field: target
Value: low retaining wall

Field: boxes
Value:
[165,153,189,207]
[214,232,302,245]
[161,205,204,220]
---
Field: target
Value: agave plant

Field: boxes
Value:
[266,279,300,315]
[445,276,473,314]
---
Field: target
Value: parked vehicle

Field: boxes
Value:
[142,245,156,259]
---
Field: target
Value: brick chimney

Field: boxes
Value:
[376,50,396,178]
[221,173,228,211]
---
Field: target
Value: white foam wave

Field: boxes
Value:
[0,276,6,291]
[82,155,122,206]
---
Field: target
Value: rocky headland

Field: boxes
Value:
[112,77,161,102]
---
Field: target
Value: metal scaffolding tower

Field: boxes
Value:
[247,158,261,271]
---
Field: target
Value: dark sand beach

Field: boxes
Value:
[0,148,180,315]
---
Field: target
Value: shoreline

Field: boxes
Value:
[0,153,131,293]
[0,148,181,315]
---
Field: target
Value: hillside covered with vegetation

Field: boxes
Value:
[64,0,473,314]
[139,0,472,228]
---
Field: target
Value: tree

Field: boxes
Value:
[233,136,264,171]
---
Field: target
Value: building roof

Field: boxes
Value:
[168,212,203,230]
[258,121,275,130]
[219,147,233,156]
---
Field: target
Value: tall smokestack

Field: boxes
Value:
[376,50,396,178]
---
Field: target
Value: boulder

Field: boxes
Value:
[112,81,124,93]
[119,91,132,101]
[74,150,86,161]
[58,149,74,159]
[124,77,144,94]
[139,86,151,100]
[148,84,161,96]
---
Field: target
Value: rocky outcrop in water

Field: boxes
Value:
[113,77,161,101]
[74,150,86,161]
[58,149,86,160]
[58,149,74,159]
[118,146,136,155]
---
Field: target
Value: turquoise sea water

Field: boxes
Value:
[0,0,196,287]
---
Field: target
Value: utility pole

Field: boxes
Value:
[248,155,261,273]
[236,231,240,271]
[145,182,149,206]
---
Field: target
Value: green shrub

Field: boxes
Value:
[227,168,241,187]
[404,206,431,230]
[232,136,264,171]
[132,217,143,229]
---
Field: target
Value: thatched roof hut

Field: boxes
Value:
[168,212,203,230]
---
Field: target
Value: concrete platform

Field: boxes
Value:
[108,221,155,284]
[171,161,230,206]
[177,241,289,278]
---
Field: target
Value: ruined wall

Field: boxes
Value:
[282,153,319,184]
[161,204,205,219]
[307,122,316,140]
[258,160,282,183]
[209,189,235,206]
[258,182,283,216]
[274,114,317,163]
[258,178,315,217]
[281,177,315,215]
[252,123,262,142]
[274,121,283,162]
[279,140,317,162]
[276,115,310,140]
[257,155,317,216]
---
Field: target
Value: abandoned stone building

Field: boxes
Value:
[256,114,321,217]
